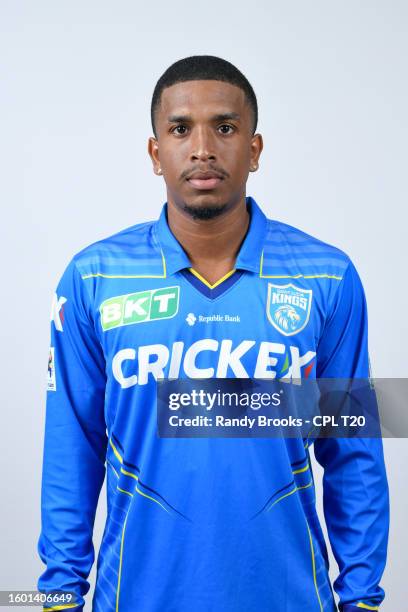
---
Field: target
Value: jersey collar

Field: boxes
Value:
[155,195,268,277]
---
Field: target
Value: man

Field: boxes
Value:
[38,55,389,611]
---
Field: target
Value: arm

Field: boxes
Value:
[314,259,389,611]
[37,259,107,611]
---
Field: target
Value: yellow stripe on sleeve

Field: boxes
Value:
[305,519,323,612]
[120,467,139,481]
[109,438,123,464]
[43,604,80,611]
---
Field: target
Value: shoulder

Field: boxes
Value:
[261,217,351,280]
[264,218,350,260]
[72,219,157,262]
[68,219,163,279]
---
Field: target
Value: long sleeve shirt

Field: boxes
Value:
[38,196,389,611]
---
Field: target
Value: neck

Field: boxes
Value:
[166,196,250,277]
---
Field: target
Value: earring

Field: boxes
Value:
[251,164,258,171]
[157,167,162,175]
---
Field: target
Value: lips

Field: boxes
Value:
[187,170,224,190]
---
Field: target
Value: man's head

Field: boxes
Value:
[148,55,263,220]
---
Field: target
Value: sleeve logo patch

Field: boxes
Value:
[267,283,312,336]
[100,286,180,331]
[47,347,56,391]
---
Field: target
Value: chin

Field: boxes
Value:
[182,200,228,221]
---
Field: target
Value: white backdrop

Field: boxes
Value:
[1,1,407,610]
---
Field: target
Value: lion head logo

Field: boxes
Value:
[267,283,313,336]
[273,305,301,332]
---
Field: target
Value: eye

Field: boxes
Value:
[218,124,235,134]
[171,125,188,135]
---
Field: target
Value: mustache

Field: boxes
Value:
[181,166,228,180]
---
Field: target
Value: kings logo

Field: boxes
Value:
[266,283,312,336]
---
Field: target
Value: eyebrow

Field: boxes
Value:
[167,112,241,123]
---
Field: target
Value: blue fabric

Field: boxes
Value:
[38,196,389,611]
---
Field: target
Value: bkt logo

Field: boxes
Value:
[267,283,312,337]
[100,286,180,331]
[51,293,67,332]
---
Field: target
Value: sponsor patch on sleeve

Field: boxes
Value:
[47,347,56,391]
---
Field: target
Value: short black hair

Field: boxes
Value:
[151,55,258,138]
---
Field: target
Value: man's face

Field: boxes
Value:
[148,80,263,218]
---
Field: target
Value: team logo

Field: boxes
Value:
[100,286,180,331]
[51,293,67,332]
[266,283,312,336]
[47,347,56,391]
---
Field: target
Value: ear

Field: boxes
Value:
[148,136,162,175]
[249,133,263,172]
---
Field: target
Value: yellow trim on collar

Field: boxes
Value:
[189,268,236,289]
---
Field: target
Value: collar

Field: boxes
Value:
[154,195,268,277]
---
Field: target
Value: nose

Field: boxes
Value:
[190,126,216,162]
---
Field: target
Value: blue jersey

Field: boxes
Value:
[38,197,389,612]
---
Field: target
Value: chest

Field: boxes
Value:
[93,272,328,387]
